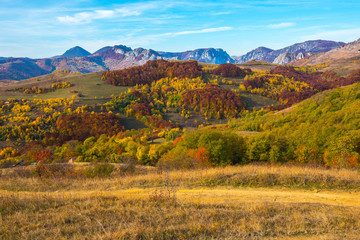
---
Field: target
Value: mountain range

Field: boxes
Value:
[0,46,235,80]
[292,38,360,75]
[233,40,345,64]
[295,38,360,66]
[0,40,348,80]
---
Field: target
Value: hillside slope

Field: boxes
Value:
[235,81,360,167]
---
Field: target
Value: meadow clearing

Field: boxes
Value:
[1,164,359,239]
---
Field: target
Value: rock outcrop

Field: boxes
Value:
[273,52,295,65]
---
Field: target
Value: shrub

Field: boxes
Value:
[246,132,290,163]
[31,162,75,178]
[147,142,174,166]
[84,163,115,178]
[323,132,360,168]
[158,146,204,170]
[181,130,246,165]
[0,158,15,168]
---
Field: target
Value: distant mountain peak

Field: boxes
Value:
[112,45,133,54]
[62,46,91,58]
[254,46,274,52]
[159,48,234,64]
[293,38,360,67]
[234,40,345,64]
[93,46,112,55]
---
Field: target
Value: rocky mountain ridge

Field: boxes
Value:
[0,45,234,80]
[295,38,360,66]
[0,39,352,80]
[234,40,345,64]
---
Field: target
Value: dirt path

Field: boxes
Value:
[177,188,360,208]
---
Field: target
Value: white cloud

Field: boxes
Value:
[95,10,116,18]
[163,27,233,37]
[302,28,360,42]
[57,9,142,24]
[57,3,154,24]
[268,22,296,29]
[115,8,141,17]
[211,11,232,16]
[57,12,93,23]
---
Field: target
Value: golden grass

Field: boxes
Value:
[1,164,359,239]
[1,189,359,239]
[1,164,359,192]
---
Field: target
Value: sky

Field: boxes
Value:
[1,0,360,58]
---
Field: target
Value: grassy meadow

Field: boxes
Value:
[0,72,130,105]
[1,164,359,239]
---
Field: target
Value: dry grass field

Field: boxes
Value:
[0,71,130,104]
[237,61,279,72]
[0,164,359,239]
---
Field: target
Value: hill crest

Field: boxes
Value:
[62,46,91,58]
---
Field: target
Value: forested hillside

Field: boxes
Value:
[232,82,360,167]
[1,60,360,169]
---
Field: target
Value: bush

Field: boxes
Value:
[157,145,210,170]
[84,163,115,178]
[147,142,174,166]
[246,132,290,163]
[323,132,360,168]
[181,130,246,165]
[32,162,75,178]
[0,158,15,168]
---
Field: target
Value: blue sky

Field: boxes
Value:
[1,0,360,58]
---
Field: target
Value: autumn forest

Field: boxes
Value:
[1,60,360,170]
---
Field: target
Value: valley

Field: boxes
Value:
[1,39,360,239]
